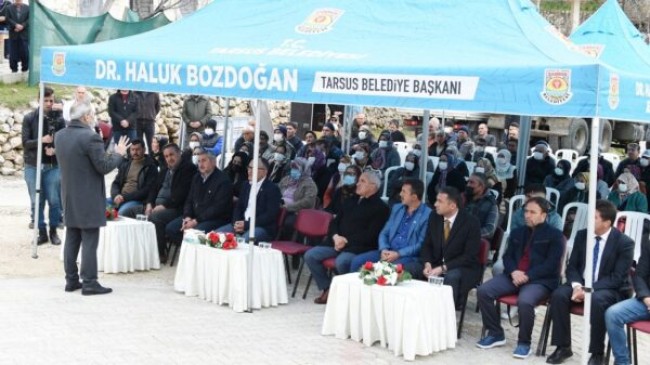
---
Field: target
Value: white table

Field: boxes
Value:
[321,273,456,361]
[173,243,288,313]
[60,217,160,274]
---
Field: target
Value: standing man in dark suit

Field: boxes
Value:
[605,237,650,365]
[55,100,130,295]
[546,200,634,365]
[409,186,481,308]
[217,158,281,242]
[4,0,28,73]
[476,197,564,359]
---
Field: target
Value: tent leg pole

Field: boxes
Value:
[246,99,262,313]
[31,82,46,259]
[421,110,430,203]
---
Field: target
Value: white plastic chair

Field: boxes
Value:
[465,161,476,174]
[615,211,650,262]
[555,149,579,174]
[489,188,500,201]
[428,156,439,172]
[561,202,588,258]
[494,194,526,272]
[392,142,412,166]
[546,187,560,209]
[381,166,401,203]
[601,152,621,173]
[425,171,434,186]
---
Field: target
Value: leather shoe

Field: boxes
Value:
[50,229,61,246]
[314,290,329,304]
[587,354,603,365]
[37,231,49,245]
[546,347,573,364]
[82,283,113,296]
[65,281,82,292]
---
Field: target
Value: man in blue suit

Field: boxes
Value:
[350,179,431,272]
[217,157,281,242]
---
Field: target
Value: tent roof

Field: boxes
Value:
[41,0,607,116]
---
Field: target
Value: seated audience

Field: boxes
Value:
[285,122,303,157]
[278,158,318,230]
[475,122,496,147]
[296,130,317,158]
[305,171,389,304]
[150,135,168,167]
[269,144,290,183]
[271,125,295,160]
[558,172,596,213]
[477,197,564,359]
[615,142,642,180]
[324,165,361,216]
[350,179,431,271]
[544,159,574,197]
[464,173,498,240]
[202,119,223,153]
[510,184,563,232]
[427,148,468,204]
[109,139,158,215]
[223,151,250,198]
[608,172,648,213]
[546,200,634,365]
[322,155,351,209]
[165,150,233,244]
[429,129,449,157]
[387,152,422,205]
[572,149,615,187]
[217,158,281,242]
[525,141,556,186]
[386,119,406,143]
[494,149,517,200]
[370,131,401,175]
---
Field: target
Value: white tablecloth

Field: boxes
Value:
[60,217,160,274]
[173,243,288,313]
[321,273,456,361]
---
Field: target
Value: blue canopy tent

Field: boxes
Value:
[35,0,647,340]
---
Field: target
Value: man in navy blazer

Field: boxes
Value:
[477,197,564,359]
[349,179,432,272]
[546,200,634,365]
[217,157,281,242]
[408,186,481,308]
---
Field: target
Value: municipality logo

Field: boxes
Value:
[296,8,344,35]
[52,52,66,77]
[541,69,573,105]
[608,73,620,110]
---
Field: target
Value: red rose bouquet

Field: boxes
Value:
[105,204,119,221]
[205,231,238,250]
[358,261,412,286]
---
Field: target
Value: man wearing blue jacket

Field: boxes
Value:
[350,179,431,272]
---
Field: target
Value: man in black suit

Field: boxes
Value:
[407,186,481,308]
[217,157,281,242]
[476,197,565,359]
[4,0,28,73]
[546,200,634,365]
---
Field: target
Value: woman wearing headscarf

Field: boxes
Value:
[558,171,598,213]
[305,143,331,201]
[269,144,290,183]
[150,135,168,168]
[475,157,502,206]
[323,155,352,210]
[370,131,401,174]
[351,143,372,171]
[278,157,318,232]
[495,149,518,200]
[427,149,468,205]
[543,159,574,197]
[608,172,648,213]
[223,151,250,199]
[387,152,421,205]
[325,165,361,216]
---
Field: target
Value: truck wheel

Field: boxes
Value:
[600,120,612,152]
[560,118,588,155]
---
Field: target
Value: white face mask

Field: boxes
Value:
[641,158,650,167]
[358,131,367,140]
[497,157,507,166]
[338,163,348,173]
[412,149,422,158]
[619,183,628,193]
[354,151,366,160]
[274,153,285,162]
[533,151,544,161]
[438,162,448,171]
[307,156,316,165]
[575,182,586,190]
[404,162,415,171]
[474,167,485,174]
[378,141,388,148]
[189,141,200,149]
[273,133,284,142]
[191,155,199,165]
[554,167,564,176]
[204,128,215,136]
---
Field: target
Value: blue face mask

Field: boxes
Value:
[290,168,301,180]
[342,175,356,186]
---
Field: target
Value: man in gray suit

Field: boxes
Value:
[55,100,130,295]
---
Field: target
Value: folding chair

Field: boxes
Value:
[381,166,401,203]
[615,211,650,262]
[271,209,333,297]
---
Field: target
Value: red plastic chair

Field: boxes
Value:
[271,209,332,298]
[627,320,650,365]
[537,302,583,356]
[303,257,337,299]
[457,239,490,339]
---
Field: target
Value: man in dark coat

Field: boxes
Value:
[525,141,556,186]
[476,197,564,359]
[165,150,233,244]
[305,171,390,304]
[107,90,138,145]
[408,186,482,308]
[109,139,158,215]
[133,91,160,152]
[55,100,130,295]
[546,200,634,365]
[4,0,28,73]
[217,157,281,242]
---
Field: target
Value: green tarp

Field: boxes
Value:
[28,0,170,85]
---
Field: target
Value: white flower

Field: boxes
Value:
[218,233,226,243]
[388,272,398,285]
